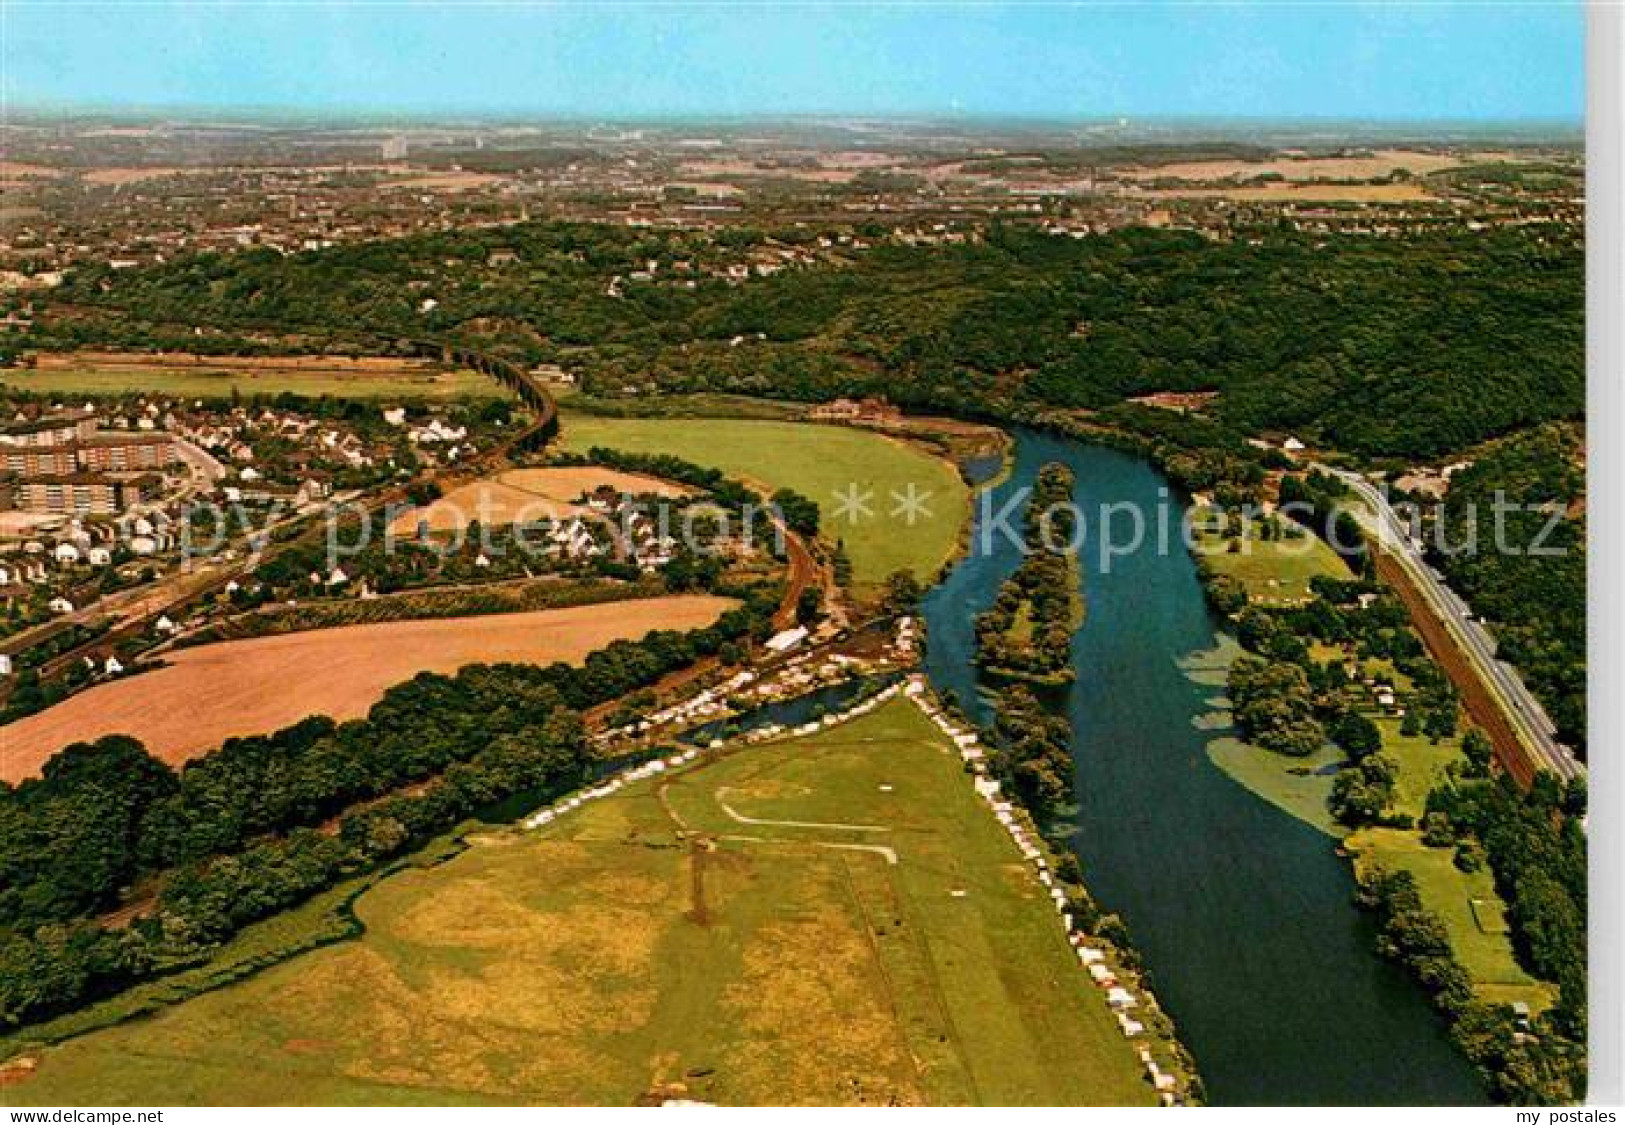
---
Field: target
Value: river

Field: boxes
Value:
[920,429,1485,1106]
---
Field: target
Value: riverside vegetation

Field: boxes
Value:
[1195,489,1586,1105]
[974,463,1084,685]
[12,219,1585,757]
[0,599,770,1035]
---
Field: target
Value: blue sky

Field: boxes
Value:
[2,3,1584,121]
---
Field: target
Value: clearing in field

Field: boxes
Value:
[1348,828,1552,1014]
[1191,507,1352,606]
[0,595,734,783]
[1119,149,1475,182]
[9,699,1153,1107]
[389,466,692,535]
[560,413,970,591]
[4,352,501,401]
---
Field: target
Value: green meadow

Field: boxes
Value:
[1190,507,1352,606]
[560,413,970,591]
[10,700,1152,1106]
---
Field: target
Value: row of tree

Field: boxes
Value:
[1358,855,1584,1104]
[1199,495,1585,1103]
[0,604,769,1029]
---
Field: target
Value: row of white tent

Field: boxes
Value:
[903,674,1180,1104]
[521,746,702,830]
[528,680,908,832]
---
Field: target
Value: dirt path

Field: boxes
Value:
[714,787,889,833]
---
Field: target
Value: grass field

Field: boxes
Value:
[1349,828,1551,1012]
[560,414,970,591]
[1373,717,1464,822]
[2,596,735,783]
[1191,509,1352,606]
[2,355,501,401]
[8,700,1153,1106]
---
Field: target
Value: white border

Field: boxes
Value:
[1587,0,1624,1107]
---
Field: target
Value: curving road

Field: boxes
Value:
[1326,466,1583,785]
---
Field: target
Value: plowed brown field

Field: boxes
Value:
[1,596,734,782]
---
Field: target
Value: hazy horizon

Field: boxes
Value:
[3,3,1584,123]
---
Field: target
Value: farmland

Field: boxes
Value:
[2,352,501,401]
[0,595,734,783]
[560,414,970,590]
[390,466,692,535]
[7,699,1154,1106]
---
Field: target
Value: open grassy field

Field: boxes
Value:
[1373,717,1464,822]
[1,596,735,783]
[1191,509,1352,606]
[1349,828,1551,1012]
[3,352,501,401]
[560,413,970,591]
[8,699,1152,1106]
[389,466,691,535]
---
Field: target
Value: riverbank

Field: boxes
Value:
[1189,485,1581,1102]
[922,427,1486,1105]
[7,678,1173,1106]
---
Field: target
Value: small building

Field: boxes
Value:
[1106,987,1139,1011]
[765,626,809,654]
[809,398,862,422]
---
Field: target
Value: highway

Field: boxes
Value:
[1324,466,1584,784]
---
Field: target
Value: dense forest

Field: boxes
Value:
[23,218,1582,461]
[1424,425,1586,751]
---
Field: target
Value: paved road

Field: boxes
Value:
[1325,466,1584,784]
[172,435,227,501]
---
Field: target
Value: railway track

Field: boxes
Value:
[4,322,821,715]
[1325,466,1583,788]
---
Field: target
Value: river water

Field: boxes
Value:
[920,429,1485,1106]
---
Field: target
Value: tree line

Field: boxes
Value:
[28,219,1581,464]
[0,602,768,1030]
[1199,516,1584,1103]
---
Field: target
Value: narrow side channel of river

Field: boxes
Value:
[921,429,1485,1106]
